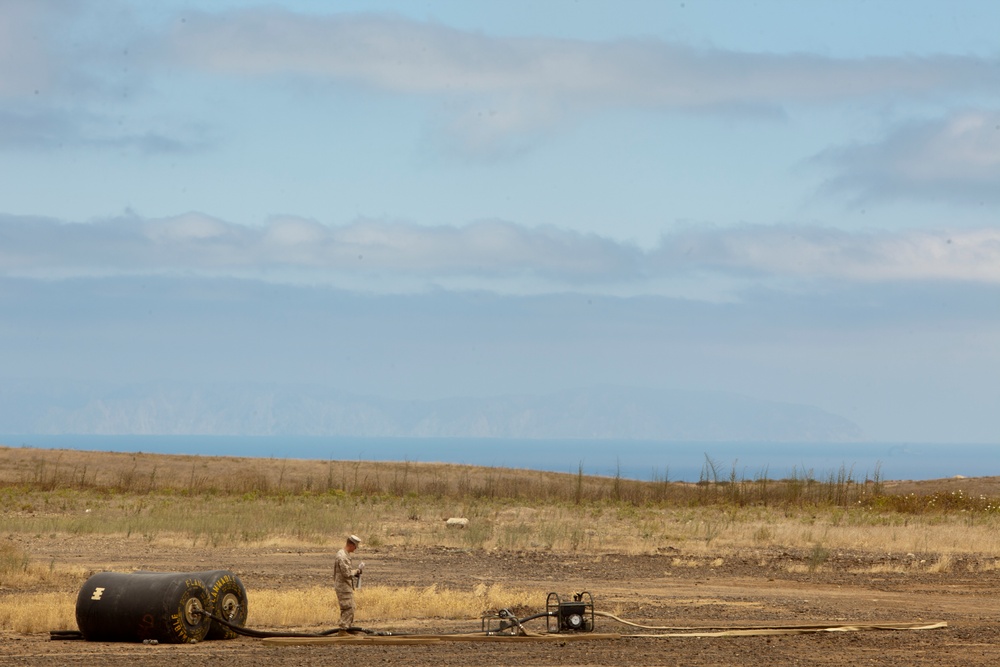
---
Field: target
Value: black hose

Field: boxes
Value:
[479,610,556,637]
[200,609,400,638]
[517,611,554,624]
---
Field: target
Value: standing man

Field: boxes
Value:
[334,534,364,632]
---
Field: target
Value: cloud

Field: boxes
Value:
[0,1,150,101]
[6,5,1000,159]
[169,10,999,104]
[0,105,208,153]
[817,110,1000,205]
[164,9,1000,157]
[0,0,69,98]
[0,1,207,153]
[0,107,82,150]
[3,213,1000,293]
[0,213,641,285]
[652,224,1000,283]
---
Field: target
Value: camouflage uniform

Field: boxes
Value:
[334,547,361,629]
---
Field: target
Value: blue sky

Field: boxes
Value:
[1,0,999,442]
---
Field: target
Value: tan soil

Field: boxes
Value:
[4,535,1000,666]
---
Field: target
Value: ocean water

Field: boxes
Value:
[3,435,998,482]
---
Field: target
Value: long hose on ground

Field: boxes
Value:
[200,608,398,638]
[592,611,948,637]
[596,609,826,631]
[198,608,560,639]
[49,610,399,641]
[52,604,947,641]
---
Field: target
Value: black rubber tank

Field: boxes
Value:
[75,571,212,643]
[190,570,248,639]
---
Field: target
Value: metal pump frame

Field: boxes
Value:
[545,591,595,633]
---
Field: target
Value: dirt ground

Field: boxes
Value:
[4,535,1000,666]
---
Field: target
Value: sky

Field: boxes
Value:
[1,0,999,443]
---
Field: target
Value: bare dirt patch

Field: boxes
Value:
[5,538,1000,666]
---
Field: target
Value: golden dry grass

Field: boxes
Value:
[670,511,1000,556]
[0,593,76,633]
[926,553,954,573]
[248,583,546,628]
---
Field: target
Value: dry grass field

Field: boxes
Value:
[4,444,1000,666]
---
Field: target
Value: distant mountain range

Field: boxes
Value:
[0,382,863,442]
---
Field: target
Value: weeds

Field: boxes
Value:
[808,544,830,572]
[927,553,954,573]
[5,446,998,519]
[0,541,87,593]
[0,541,30,574]
[4,447,1000,573]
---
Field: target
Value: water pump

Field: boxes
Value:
[545,591,595,633]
